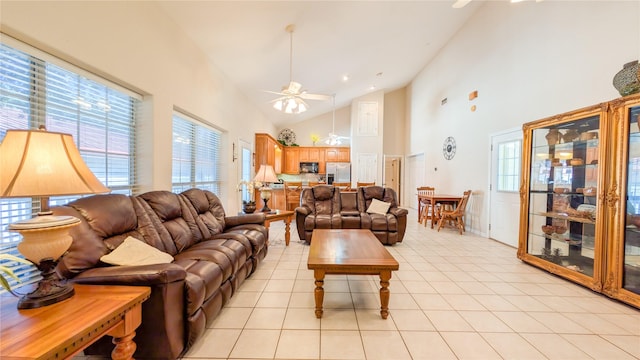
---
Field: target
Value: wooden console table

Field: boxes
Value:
[0,284,150,360]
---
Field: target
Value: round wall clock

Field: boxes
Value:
[277,128,296,146]
[442,136,456,160]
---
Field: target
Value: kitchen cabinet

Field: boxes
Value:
[280,145,349,174]
[283,147,300,174]
[269,189,285,211]
[325,147,350,162]
[255,133,282,174]
[518,93,640,308]
[299,147,324,163]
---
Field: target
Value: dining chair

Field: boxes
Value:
[284,181,303,211]
[332,182,352,191]
[437,190,472,234]
[356,181,375,188]
[308,181,324,187]
[417,186,435,225]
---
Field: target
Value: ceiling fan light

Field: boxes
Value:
[273,100,284,111]
[298,102,307,113]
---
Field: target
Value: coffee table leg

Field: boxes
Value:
[111,332,136,360]
[313,269,325,318]
[284,216,291,246]
[379,271,391,319]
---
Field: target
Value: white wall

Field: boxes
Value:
[0,1,276,213]
[286,105,351,147]
[407,0,640,236]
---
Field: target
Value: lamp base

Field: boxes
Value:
[260,198,272,212]
[18,258,74,309]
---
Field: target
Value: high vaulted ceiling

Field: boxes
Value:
[155,1,483,127]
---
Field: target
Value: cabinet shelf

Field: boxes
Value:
[537,211,595,224]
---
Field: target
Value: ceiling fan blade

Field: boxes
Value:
[264,90,287,96]
[268,96,288,103]
[452,0,472,8]
[299,93,331,101]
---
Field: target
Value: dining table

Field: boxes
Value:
[418,193,463,229]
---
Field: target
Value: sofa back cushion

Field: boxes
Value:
[180,188,226,238]
[53,194,164,278]
[309,185,341,215]
[137,190,203,253]
[357,186,398,212]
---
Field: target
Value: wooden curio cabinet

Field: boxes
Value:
[518,93,640,308]
[604,95,640,308]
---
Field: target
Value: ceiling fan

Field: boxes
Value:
[321,95,350,146]
[267,24,330,114]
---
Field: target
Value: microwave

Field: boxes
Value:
[299,162,319,174]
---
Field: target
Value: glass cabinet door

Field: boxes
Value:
[523,112,602,286]
[623,105,640,295]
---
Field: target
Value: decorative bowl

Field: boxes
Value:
[570,158,584,166]
[541,225,555,235]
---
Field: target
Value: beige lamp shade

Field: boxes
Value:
[253,164,278,184]
[0,129,110,198]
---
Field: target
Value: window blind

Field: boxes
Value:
[496,140,521,192]
[172,112,222,194]
[0,41,140,292]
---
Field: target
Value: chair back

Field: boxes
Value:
[284,181,303,210]
[417,186,435,197]
[332,182,352,191]
[308,181,324,187]
[452,190,472,215]
[356,181,375,187]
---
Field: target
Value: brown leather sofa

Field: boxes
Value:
[295,185,407,245]
[51,188,268,359]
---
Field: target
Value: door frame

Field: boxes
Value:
[383,154,402,205]
[487,127,522,246]
[237,138,253,207]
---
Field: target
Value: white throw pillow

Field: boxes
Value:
[101,236,173,266]
[367,198,391,215]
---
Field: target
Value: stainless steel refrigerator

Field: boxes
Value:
[326,162,351,184]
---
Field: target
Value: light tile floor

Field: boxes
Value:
[84,210,640,359]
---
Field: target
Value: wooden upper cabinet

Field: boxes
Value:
[299,147,324,162]
[254,133,282,173]
[283,147,300,174]
[325,147,350,162]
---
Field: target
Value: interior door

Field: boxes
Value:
[489,129,522,247]
[405,153,425,210]
[384,155,401,205]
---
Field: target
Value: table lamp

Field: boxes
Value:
[0,127,110,309]
[254,164,278,212]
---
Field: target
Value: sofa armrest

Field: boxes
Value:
[224,213,266,229]
[389,207,408,217]
[72,263,186,286]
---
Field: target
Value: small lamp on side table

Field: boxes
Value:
[0,127,110,309]
[254,164,279,212]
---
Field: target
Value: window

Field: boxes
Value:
[497,140,521,192]
[0,40,140,291]
[172,112,222,194]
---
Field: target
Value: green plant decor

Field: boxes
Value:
[0,254,32,294]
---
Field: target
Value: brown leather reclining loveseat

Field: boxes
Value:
[295,185,407,245]
[51,188,268,359]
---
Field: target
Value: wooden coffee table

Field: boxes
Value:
[0,284,150,360]
[307,229,399,319]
